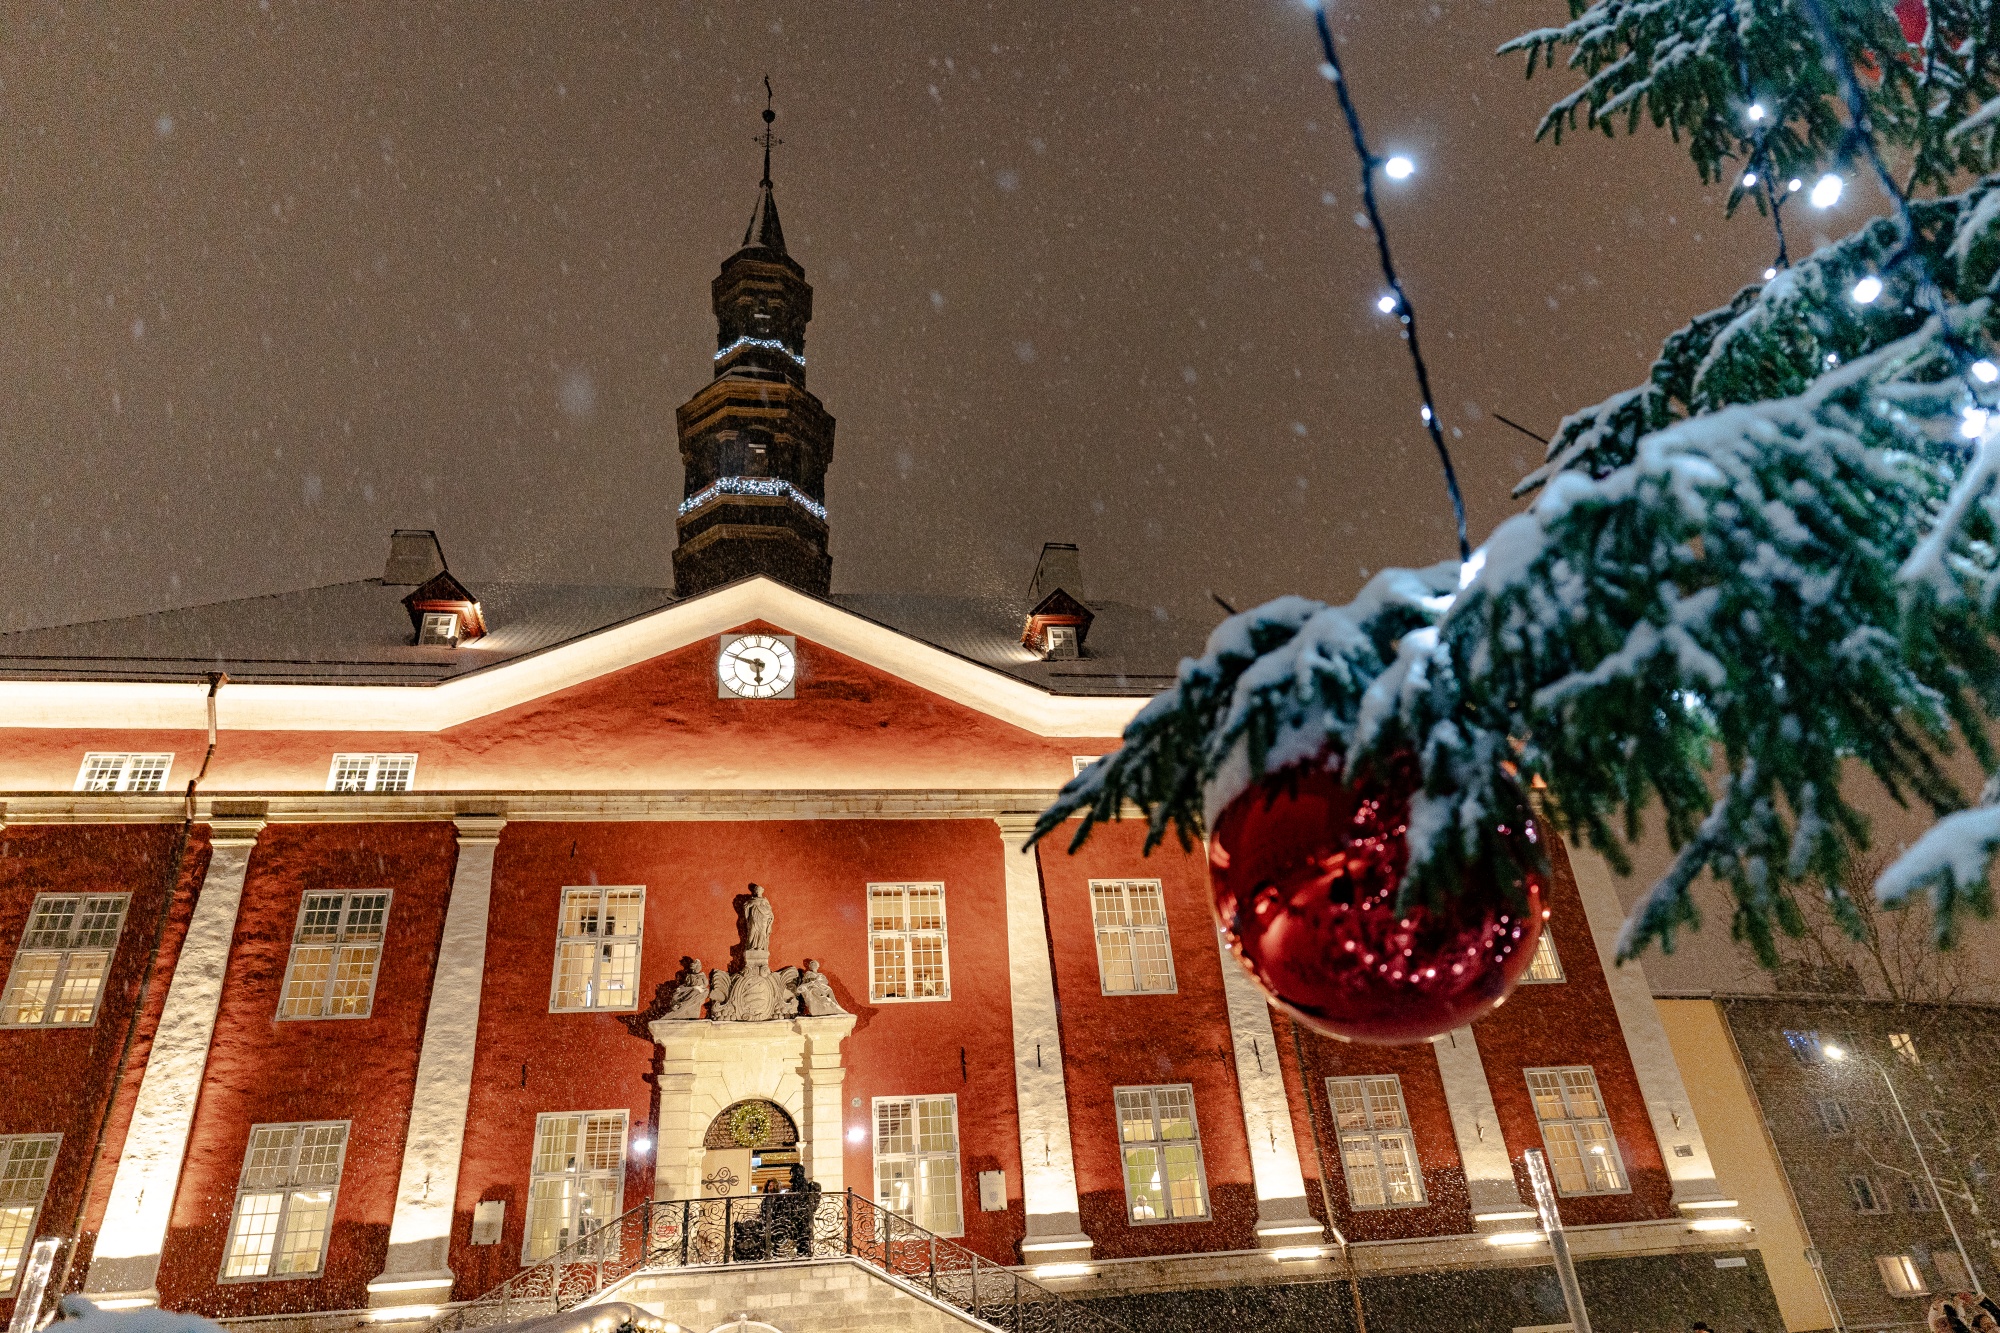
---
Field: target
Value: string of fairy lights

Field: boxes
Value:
[1310,0,2000,527]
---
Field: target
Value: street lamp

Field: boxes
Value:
[1824,1042,1984,1295]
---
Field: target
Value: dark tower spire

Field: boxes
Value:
[671,88,834,598]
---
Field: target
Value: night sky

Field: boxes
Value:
[2,1,1849,635]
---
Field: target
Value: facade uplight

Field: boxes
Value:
[1383,155,1414,180]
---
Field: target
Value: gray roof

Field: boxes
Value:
[0,579,1192,696]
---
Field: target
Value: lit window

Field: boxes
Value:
[1328,1075,1425,1208]
[418,611,460,646]
[1090,880,1176,995]
[874,1096,962,1236]
[0,1135,60,1294]
[327,753,418,793]
[1116,1085,1209,1223]
[1525,1067,1626,1196]
[1878,1254,1928,1296]
[74,753,172,793]
[1814,1099,1851,1135]
[868,883,950,1002]
[1522,930,1564,983]
[220,1122,349,1280]
[1783,1029,1828,1064]
[1042,624,1079,659]
[1890,1032,1920,1064]
[277,893,390,1020]
[0,894,130,1028]
[550,887,645,1012]
[523,1111,626,1263]
[1849,1174,1889,1214]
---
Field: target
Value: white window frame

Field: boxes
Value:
[1089,879,1177,996]
[1521,930,1565,983]
[872,1095,963,1237]
[1524,1067,1628,1197]
[277,891,392,1021]
[1849,1174,1889,1214]
[1327,1075,1426,1209]
[1071,756,1101,778]
[1879,1254,1929,1296]
[1114,1084,1211,1224]
[549,886,646,1013]
[74,753,173,793]
[326,753,418,793]
[218,1120,350,1282]
[418,611,460,646]
[0,1134,61,1296]
[867,883,950,1003]
[0,893,130,1029]
[523,1110,628,1264]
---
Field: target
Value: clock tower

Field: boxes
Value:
[672,100,835,598]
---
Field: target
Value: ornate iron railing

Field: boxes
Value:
[426,1190,1128,1333]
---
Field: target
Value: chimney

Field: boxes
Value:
[1022,542,1093,660]
[383,530,448,586]
[1028,543,1085,605]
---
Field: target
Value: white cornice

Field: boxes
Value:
[0,578,1149,737]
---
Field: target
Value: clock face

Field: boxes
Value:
[718,634,797,699]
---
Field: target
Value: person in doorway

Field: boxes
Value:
[772,1163,821,1258]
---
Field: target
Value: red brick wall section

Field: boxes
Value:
[1471,832,1674,1225]
[0,822,209,1324]
[1034,821,1257,1259]
[156,823,457,1319]
[1276,1012,1477,1241]
[448,818,1028,1295]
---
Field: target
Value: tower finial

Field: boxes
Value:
[759,76,777,187]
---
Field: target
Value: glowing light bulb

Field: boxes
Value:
[1851,275,1883,304]
[1763,267,1778,280]
[1383,155,1414,180]
[1377,295,1398,314]
[1810,173,1843,208]
[1741,171,1758,188]
[631,1137,653,1154]
[1420,404,1433,422]
[1964,407,1991,439]
[1747,102,1767,122]
[1788,178,1804,193]
[1973,360,1999,384]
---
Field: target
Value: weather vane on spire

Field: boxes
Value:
[758,75,781,187]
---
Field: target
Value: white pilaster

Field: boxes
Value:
[1430,1025,1534,1228]
[368,816,505,1310]
[1213,933,1325,1246]
[995,816,1092,1262]
[85,817,265,1307]
[1564,842,1730,1208]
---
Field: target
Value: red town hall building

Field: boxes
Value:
[0,150,1782,1333]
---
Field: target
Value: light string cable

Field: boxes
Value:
[1732,49,1792,272]
[1310,1,1471,562]
[1796,0,1993,400]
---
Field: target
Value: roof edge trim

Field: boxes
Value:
[0,577,1144,738]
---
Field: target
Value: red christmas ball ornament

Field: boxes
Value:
[1208,755,1547,1046]
[1894,0,1928,46]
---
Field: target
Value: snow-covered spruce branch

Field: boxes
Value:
[1036,177,2000,963]
[1500,0,2000,197]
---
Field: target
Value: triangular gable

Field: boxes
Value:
[0,576,1144,737]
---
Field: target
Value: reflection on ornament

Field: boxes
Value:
[1208,756,1546,1045]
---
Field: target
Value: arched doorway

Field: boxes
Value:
[700,1099,799,1197]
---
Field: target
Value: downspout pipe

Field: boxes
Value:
[50,673,224,1307]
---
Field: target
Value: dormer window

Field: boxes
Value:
[418,611,460,647]
[1043,624,1080,660]
[329,754,418,793]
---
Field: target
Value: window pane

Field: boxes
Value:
[50,950,111,1024]
[1097,931,1137,993]
[1340,1132,1387,1207]
[0,1205,33,1292]
[1124,1146,1165,1221]
[24,899,80,950]
[0,954,60,1026]
[279,945,336,1018]
[124,755,171,792]
[222,1192,285,1278]
[326,943,381,1015]
[74,896,129,948]
[874,1098,959,1235]
[1163,1143,1207,1218]
[273,1189,333,1274]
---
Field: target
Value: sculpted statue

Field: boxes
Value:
[742,883,774,953]
[795,959,845,1016]
[661,959,708,1020]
